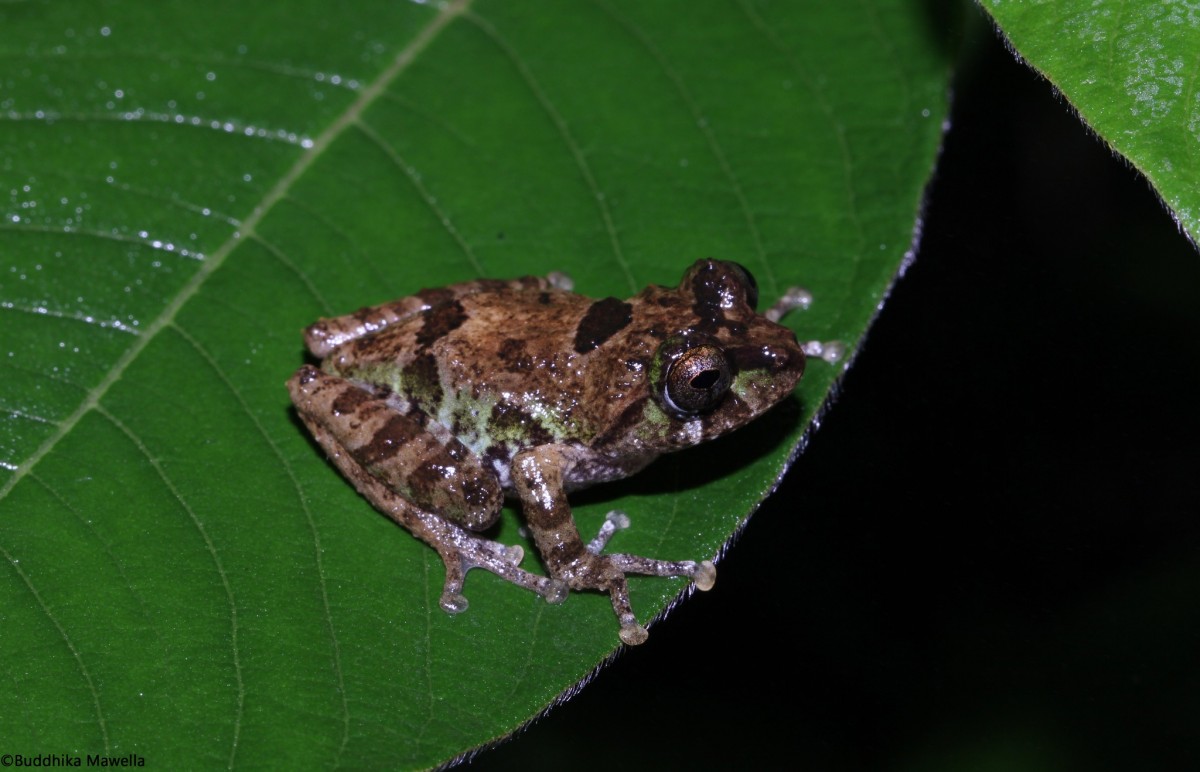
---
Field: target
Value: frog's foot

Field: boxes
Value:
[765,286,845,364]
[576,511,718,645]
[802,339,845,364]
[546,270,574,291]
[764,286,813,322]
[407,509,568,614]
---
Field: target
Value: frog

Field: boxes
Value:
[287,258,833,645]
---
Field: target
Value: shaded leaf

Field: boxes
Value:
[981,0,1200,245]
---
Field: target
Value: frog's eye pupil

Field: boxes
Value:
[663,344,733,415]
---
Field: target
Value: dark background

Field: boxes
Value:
[475,13,1200,772]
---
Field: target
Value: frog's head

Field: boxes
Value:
[640,259,805,449]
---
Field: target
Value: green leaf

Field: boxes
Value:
[980,0,1200,246]
[0,0,952,766]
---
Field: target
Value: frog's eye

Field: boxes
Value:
[723,261,759,311]
[652,334,734,417]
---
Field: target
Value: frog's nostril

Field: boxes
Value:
[763,345,793,372]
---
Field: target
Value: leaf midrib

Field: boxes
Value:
[0,0,473,505]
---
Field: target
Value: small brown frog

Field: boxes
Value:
[288,259,824,644]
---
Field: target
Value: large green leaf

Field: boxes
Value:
[0,0,951,766]
[981,0,1200,246]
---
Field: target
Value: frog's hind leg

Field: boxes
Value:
[288,366,567,613]
[297,409,567,612]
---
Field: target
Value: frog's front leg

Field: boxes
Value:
[288,366,567,612]
[512,445,716,646]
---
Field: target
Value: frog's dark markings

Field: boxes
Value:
[443,437,467,462]
[331,381,372,416]
[384,389,429,426]
[480,444,511,474]
[295,364,319,387]
[417,299,467,348]
[574,296,633,354]
[490,402,553,446]
[360,413,416,465]
[409,459,448,503]
[350,305,377,326]
[460,474,496,512]
[538,291,553,305]
[498,338,533,372]
[416,286,455,309]
[406,351,443,411]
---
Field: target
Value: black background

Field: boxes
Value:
[475,14,1200,772]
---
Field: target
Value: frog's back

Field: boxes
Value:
[325,281,625,468]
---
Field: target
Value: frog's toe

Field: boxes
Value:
[435,529,572,610]
[764,286,813,321]
[607,553,718,591]
[586,510,631,554]
[802,339,846,364]
[693,559,717,591]
[440,591,470,614]
[506,545,524,563]
[546,270,574,291]
[543,579,569,605]
[618,619,649,646]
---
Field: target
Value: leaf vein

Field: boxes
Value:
[737,0,869,259]
[0,515,111,753]
[249,234,336,317]
[96,402,246,767]
[171,322,351,762]
[276,195,393,291]
[591,0,778,294]
[354,120,485,276]
[463,10,636,292]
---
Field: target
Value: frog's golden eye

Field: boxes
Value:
[652,334,734,417]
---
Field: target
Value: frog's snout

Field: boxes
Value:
[730,342,804,379]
